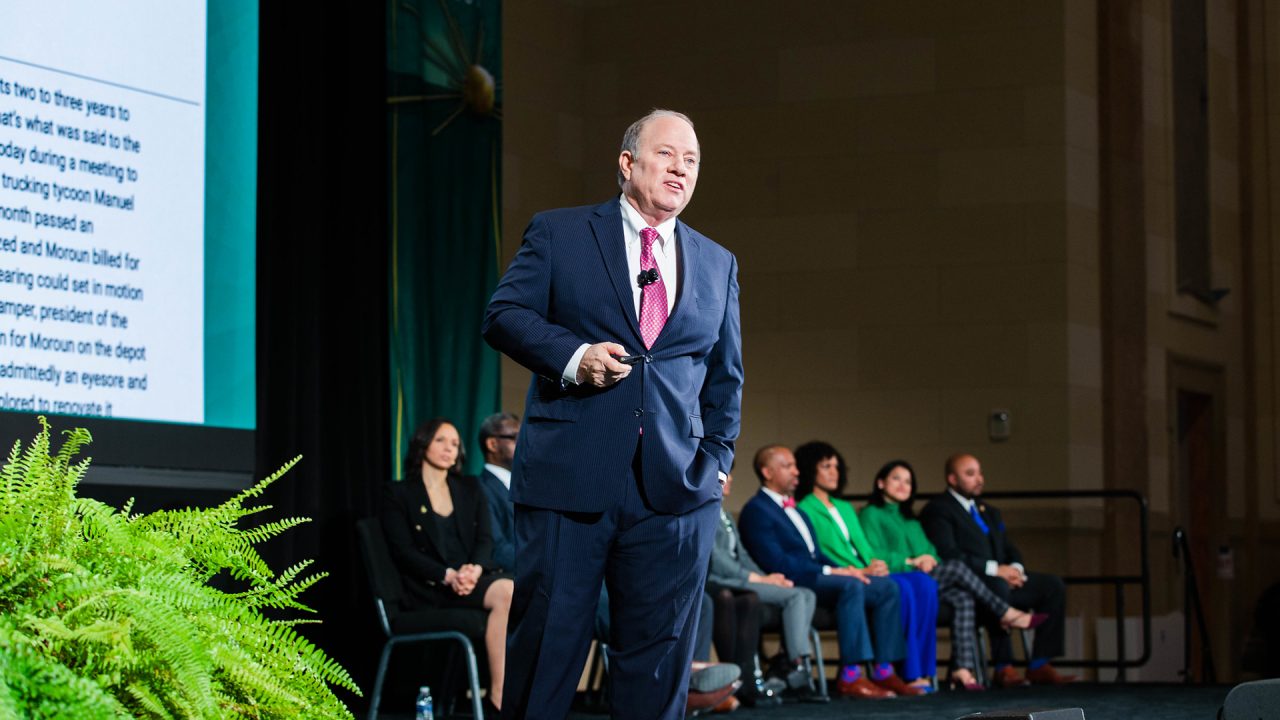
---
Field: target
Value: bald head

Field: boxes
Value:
[753,444,799,496]
[944,452,984,499]
[753,445,785,482]
[617,110,700,226]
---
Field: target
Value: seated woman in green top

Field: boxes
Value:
[794,441,934,693]
[859,459,1044,691]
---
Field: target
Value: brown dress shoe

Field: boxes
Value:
[1025,664,1077,685]
[870,672,926,696]
[687,680,741,714]
[990,665,1030,688]
[836,676,896,699]
[711,694,740,713]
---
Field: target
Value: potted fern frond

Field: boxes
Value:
[0,418,360,718]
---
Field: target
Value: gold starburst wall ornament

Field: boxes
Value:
[464,63,495,116]
[388,0,502,135]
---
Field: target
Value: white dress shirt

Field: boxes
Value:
[561,195,679,383]
[761,487,816,555]
[619,196,679,317]
[948,488,1024,578]
[484,463,512,492]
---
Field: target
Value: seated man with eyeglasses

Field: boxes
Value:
[476,412,521,573]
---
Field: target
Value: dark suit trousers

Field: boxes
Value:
[502,453,719,720]
[980,571,1067,664]
[810,574,904,666]
[705,584,761,672]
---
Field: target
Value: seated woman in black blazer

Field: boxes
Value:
[382,417,513,711]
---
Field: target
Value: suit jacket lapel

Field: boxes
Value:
[652,221,699,351]
[725,511,743,559]
[948,493,993,554]
[449,477,476,551]
[589,201,643,344]
[483,470,513,527]
[978,502,1002,558]
[409,480,446,557]
[799,508,821,560]
[758,491,812,558]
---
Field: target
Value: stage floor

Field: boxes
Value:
[565,683,1232,720]
[374,682,1231,718]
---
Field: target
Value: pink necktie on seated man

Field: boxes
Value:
[639,227,668,349]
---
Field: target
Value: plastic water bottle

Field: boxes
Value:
[415,686,434,720]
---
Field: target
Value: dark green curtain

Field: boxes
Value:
[387,0,502,477]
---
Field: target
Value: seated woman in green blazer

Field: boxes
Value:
[859,459,1044,691]
[794,441,934,693]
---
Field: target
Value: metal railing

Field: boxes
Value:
[1172,526,1216,683]
[841,488,1151,680]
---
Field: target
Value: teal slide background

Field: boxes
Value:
[203,0,257,429]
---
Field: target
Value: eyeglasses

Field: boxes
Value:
[494,434,518,441]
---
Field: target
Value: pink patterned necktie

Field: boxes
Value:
[638,227,668,349]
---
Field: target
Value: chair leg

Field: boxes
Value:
[808,627,828,698]
[601,643,612,708]
[369,642,395,720]
[436,643,460,715]
[1018,627,1032,662]
[976,626,989,685]
[457,635,485,719]
[585,642,600,702]
[587,641,610,708]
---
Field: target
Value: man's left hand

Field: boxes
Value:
[831,566,872,584]
[866,559,890,576]
[996,564,1026,588]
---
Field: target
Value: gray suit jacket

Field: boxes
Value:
[708,507,765,588]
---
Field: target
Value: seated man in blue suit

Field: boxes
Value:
[476,412,520,573]
[738,445,910,699]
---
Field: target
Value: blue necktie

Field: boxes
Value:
[969,503,990,535]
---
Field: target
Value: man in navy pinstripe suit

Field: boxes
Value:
[483,109,743,720]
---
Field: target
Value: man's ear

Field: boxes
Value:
[484,437,498,456]
[618,151,633,182]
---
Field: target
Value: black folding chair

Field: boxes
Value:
[807,605,832,697]
[356,517,487,719]
[758,603,830,699]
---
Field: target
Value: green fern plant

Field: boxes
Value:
[0,418,359,718]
